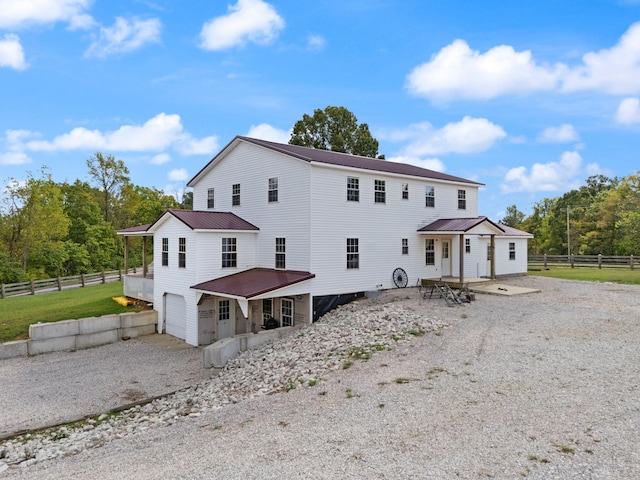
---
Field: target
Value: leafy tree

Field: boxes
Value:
[500,205,526,228]
[86,152,130,223]
[290,106,384,158]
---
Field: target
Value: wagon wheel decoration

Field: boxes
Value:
[392,267,408,288]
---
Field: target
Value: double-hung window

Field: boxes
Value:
[347,177,359,202]
[275,237,286,269]
[207,188,215,209]
[425,239,435,265]
[425,186,435,207]
[268,177,278,203]
[465,238,471,254]
[509,242,516,260]
[232,184,240,206]
[402,183,409,200]
[222,238,237,268]
[458,189,466,210]
[347,238,359,269]
[374,180,386,203]
[162,238,169,266]
[402,238,409,255]
[178,237,186,268]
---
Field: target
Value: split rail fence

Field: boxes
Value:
[528,254,639,270]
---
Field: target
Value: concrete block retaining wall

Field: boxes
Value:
[0,311,157,360]
[203,324,305,369]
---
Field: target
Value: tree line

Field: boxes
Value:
[0,153,188,284]
[501,173,640,256]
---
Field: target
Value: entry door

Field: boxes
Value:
[281,298,294,327]
[217,299,234,340]
[441,241,451,276]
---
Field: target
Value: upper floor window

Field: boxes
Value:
[178,237,186,268]
[222,238,237,268]
[374,180,386,203]
[275,237,286,269]
[162,238,169,266]
[402,238,409,255]
[232,184,240,206]
[347,177,359,202]
[465,238,471,254]
[207,188,215,209]
[425,186,435,207]
[458,189,466,210]
[402,183,409,200]
[347,238,359,269]
[268,177,278,203]
[425,239,435,265]
[509,242,516,260]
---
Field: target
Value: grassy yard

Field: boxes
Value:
[0,282,144,343]
[528,266,640,285]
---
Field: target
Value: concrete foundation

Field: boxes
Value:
[0,340,28,360]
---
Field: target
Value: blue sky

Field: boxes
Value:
[2,0,640,220]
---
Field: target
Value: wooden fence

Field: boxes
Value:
[0,269,128,299]
[529,254,638,270]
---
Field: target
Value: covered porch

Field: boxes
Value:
[116,224,153,303]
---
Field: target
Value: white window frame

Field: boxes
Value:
[458,189,466,210]
[178,237,186,268]
[425,239,435,265]
[275,237,286,269]
[402,183,409,200]
[268,177,278,203]
[465,238,471,254]
[509,242,516,260]
[347,177,359,202]
[222,237,237,268]
[347,238,359,269]
[402,238,408,255]
[425,186,435,207]
[232,184,240,206]
[207,188,215,209]
[374,180,386,204]
[281,298,294,327]
[162,237,169,266]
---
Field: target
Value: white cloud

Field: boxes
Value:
[537,124,579,143]
[17,113,214,156]
[307,34,325,51]
[406,39,561,100]
[562,22,640,94]
[85,17,161,58]
[406,21,640,101]
[168,168,188,181]
[387,155,446,173]
[615,97,640,123]
[199,0,284,51]
[0,0,94,30]
[500,151,593,193]
[0,34,27,70]
[246,123,290,143]
[0,151,30,165]
[150,153,171,165]
[381,116,506,156]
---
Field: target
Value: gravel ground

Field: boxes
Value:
[2,276,640,479]
[0,334,204,438]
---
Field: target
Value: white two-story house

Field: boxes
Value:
[119,136,532,347]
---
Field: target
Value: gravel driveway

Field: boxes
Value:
[0,334,205,438]
[2,276,639,479]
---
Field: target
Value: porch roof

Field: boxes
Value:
[191,268,315,299]
[117,223,152,236]
[417,217,505,234]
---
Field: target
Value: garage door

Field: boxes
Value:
[164,293,186,340]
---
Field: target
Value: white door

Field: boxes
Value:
[217,298,235,340]
[281,298,294,327]
[441,241,451,277]
[164,293,186,340]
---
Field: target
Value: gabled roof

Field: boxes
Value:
[418,217,505,234]
[118,210,259,235]
[149,209,259,232]
[191,268,315,299]
[188,136,483,187]
[497,224,534,238]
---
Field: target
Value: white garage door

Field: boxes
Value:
[164,293,186,340]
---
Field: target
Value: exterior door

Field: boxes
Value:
[441,241,451,277]
[216,298,234,340]
[281,298,294,327]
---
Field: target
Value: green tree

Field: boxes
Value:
[500,205,526,228]
[86,152,130,223]
[290,106,383,158]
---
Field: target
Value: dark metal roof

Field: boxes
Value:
[191,268,315,298]
[418,217,505,233]
[117,223,151,234]
[497,224,534,237]
[189,136,483,187]
[150,209,259,231]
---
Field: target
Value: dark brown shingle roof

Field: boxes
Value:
[189,136,483,187]
[191,268,315,298]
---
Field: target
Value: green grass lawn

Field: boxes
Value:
[0,282,144,343]
[528,266,640,285]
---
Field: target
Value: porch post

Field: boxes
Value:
[124,236,129,275]
[459,233,465,285]
[142,236,148,278]
[490,234,496,280]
